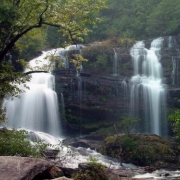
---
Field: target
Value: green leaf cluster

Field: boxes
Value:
[169,109,180,146]
[117,116,139,135]
[73,162,107,180]
[82,43,114,74]
[0,128,47,157]
[70,54,88,71]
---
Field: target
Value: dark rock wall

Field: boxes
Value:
[53,36,180,136]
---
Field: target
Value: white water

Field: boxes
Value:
[113,48,118,76]
[3,72,61,137]
[133,170,180,179]
[2,42,177,177]
[2,46,129,170]
[27,131,132,169]
[3,44,86,136]
[25,48,64,72]
[2,48,64,137]
[130,37,167,136]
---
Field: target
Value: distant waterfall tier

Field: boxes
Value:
[3,73,61,137]
[130,37,167,136]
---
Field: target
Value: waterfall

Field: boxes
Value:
[3,72,61,137]
[2,49,63,137]
[1,45,132,170]
[171,57,177,85]
[2,44,85,136]
[113,48,118,76]
[130,37,167,136]
[168,36,176,49]
[167,36,179,85]
[121,78,128,112]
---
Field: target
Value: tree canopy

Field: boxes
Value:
[12,0,180,57]
[0,0,106,62]
[85,0,180,41]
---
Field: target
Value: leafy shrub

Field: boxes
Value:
[118,38,135,47]
[73,162,107,180]
[169,109,180,146]
[117,115,139,135]
[100,134,178,166]
[0,128,47,157]
[82,44,113,75]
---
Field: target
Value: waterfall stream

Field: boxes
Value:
[1,46,128,170]
[3,58,61,138]
[2,41,180,178]
[130,37,167,136]
[113,48,118,76]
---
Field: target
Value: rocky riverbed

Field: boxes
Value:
[0,156,180,180]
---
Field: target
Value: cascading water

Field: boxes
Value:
[121,78,128,113]
[113,48,118,76]
[171,56,178,85]
[168,36,179,85]
[130,37,167,136]
[3,51,62,137]
[2,45,128,169]
[3,45,86,136]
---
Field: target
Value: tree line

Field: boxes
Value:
[88,0,180,41]
[17,0,180,61]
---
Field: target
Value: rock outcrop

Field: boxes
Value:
[53,36,180,136]
[0,156,54,180]
[0,155,180,180]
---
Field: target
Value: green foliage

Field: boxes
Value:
[73,162,107,180]
[146,0,180,36]
[87,0,180,41]
[71,54,88,71]
[118,38,136,47]
[0,61,30,98]
[88,156,99,164]
[100,134,177,166]
[102,135,123,160]
[104,136,117,144]
[17,28,47,60]
[119,136,155,166]
[0,0,107,62]
[118,115,139,135]
[82,43,113,74]
[0,128,47,157]
[90,126,115,137]
[169,109,180,146]
[46,26,66,48]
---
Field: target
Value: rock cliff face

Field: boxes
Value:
[53,36,180,136]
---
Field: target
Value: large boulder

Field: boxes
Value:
[0,156,54,180]
[62,135,104,150]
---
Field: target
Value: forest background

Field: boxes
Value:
[18,0,180,61]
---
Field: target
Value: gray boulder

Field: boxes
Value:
[0,156,54,180]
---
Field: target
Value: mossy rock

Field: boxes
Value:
[73,162,108,180]
[99,134,179,167]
